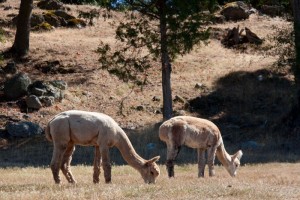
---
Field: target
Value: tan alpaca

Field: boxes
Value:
[159,116,243,178]
[45,110,160,184]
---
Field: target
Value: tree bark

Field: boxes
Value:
[292,0,300,107]
[159,0,173,120]
[11,0,33,57]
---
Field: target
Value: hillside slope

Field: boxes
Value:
[0,0,297,155]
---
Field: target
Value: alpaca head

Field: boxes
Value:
[226,150,243,177]
[140,156,160,184]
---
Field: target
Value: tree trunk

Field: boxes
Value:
[11,0,33,57]
[292,0,300,107]
[159,0,173,120]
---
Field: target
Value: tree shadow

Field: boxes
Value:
[188,69,300,162]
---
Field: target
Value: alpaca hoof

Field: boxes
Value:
[105,180,112,184]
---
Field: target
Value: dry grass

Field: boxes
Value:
[1,2,299,199]
[0,1,293,129]
[0,163,299,200]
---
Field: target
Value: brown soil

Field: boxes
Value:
[0,1,297,149]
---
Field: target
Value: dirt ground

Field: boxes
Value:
[0,0,297,150]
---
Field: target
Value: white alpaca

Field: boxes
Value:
[45,110,160,184]
[159,116,243,177]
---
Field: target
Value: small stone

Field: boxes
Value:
[26,95,43,109]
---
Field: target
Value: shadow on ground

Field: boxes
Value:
[1,69,300,168]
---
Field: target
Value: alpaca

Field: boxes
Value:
[45,110,160,184]
[159,116,243,178]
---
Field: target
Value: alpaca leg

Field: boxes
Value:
[101,147,111,183]
[166,143,181,178]
[166,159,175,177]
[197,148,206,177]
[207,147,217,177]
[60,143,76,184]
[93,146,102,184]
[50,145,66,184]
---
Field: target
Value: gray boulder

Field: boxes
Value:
[220,1,250,21]
[30,13,45,27]
[44,12,62,27]
[28,80,66,100]
[6,121,44,138]
[4,73,31,100]
[3,62,17,74]
[26,95,43,109]
[40,96,55,107]
[37,0,64,10]
[54,10,76,21]
[49,80,68,90]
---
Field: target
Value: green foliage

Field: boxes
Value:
[98,0,212,84]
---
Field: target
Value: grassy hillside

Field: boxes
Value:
[0,0,299,167]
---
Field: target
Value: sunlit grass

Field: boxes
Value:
[0,163,299,199]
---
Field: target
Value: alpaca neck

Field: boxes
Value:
[216,140,232,168]
[114,130,145,171]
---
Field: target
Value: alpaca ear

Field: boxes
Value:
[233,150,243,160]
[146,156,160,165]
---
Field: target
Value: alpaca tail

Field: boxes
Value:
[45,122,52,142]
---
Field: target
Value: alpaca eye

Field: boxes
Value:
[150,171,154,175]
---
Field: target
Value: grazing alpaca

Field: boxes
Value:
[159,116,243,178]
[45,110,160,184]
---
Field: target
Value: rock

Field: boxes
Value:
[154,109,162,114]
[212,13,226,24]
[43,12,62,27]
[4,73,31,100]
[28,80,64,101]
[47,84,64,100]
[54,10,76,21]
[173,110,186,116]
[37,0,64,10]
[67,18,87,28]
[3,62,17,74]
[195,83,205,89]
[27,81,48,96]
[49,80,67,90]
[174,95,186,103]
[26,95,43,109]
[152,96,160,102]
[29,87,46,96]
[40,96,55,107]
[260,5,284,17]
[6,121,44,138]
[136,105,145,111]
[32,22,54,31]
[220,1,250,21]
[30,13,45,27]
